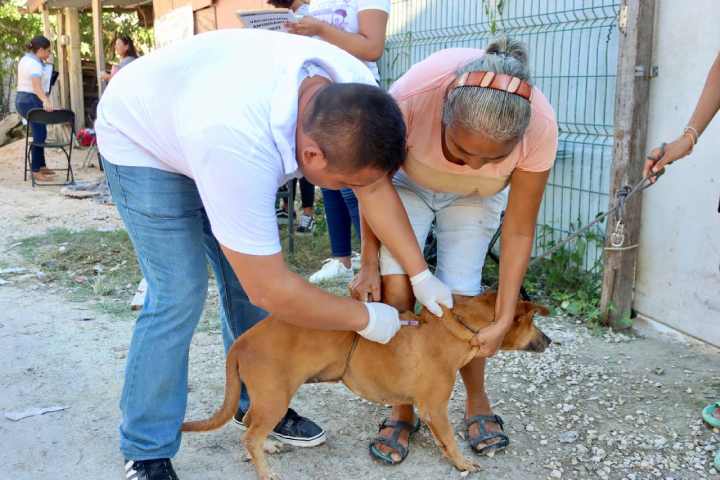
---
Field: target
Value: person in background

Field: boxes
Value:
[16,35,54,183]
[351,38,558,465]
[268,0,310,15]
[268,0,317,234]
[286,0,391,283]
[645,51,720,471]
[101,35,138,83]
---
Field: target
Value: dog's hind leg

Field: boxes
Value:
[242,385,294,480]
[417,400,480,473]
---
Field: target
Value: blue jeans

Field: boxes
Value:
[321,188,360,258]
[15,92,47,172]
[103,159,267,460]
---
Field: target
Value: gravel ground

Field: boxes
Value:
[1,139,719,480]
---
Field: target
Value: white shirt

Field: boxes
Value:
[41,62,53,94]
[308,0,391,81]
[17,53,44,93]
[96,29,376,255]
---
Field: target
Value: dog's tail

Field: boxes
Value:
[181,346,242,432]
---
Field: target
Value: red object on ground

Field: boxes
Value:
[77,128,96,147]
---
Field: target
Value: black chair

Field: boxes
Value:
[277,179,296,254]
[23,108,75,187]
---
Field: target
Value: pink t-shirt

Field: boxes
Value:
[389,48,558,195]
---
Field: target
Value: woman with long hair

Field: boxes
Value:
[101,35,138,82]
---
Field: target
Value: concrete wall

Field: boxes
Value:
[153,0,264,32]
[635,0,720,346]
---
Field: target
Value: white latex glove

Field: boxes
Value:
[358,302,401,344]
[410,269,453,317]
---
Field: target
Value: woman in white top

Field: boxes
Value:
[16,35,54,182]
[287,0,392,288]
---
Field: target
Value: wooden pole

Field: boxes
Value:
[64,7,85,131]
[600,0,656,329]
[56,10,70,109]
[40,4,51,34]
[41,4,68,142]
[91,0,106,98]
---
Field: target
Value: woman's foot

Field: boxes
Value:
[466,395,509,454]
[369,405,417,464]
[38,167,56,176]
[32,171,54,182]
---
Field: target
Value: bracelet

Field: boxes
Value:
[682,132,695,153]
[683,126,699,145]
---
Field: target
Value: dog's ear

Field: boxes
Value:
[533,304,550,316]
[515,301,550,320]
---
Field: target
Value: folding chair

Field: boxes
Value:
[277,179,297,254]
[23,108,75,187]
[423,211,531,301]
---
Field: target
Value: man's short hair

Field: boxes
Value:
[302,83,407,174]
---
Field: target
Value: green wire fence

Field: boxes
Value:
[378,0,621,270]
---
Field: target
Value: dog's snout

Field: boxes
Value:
[526,329,552,353]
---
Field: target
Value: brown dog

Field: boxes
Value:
[182,292,551,479]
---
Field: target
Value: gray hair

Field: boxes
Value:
[442,37,532,142]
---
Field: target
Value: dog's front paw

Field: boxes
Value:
[455,458,480,473]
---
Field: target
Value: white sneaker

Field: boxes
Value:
[351,252,361,271]
[309,258,354,284]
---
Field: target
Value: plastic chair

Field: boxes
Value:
[23,108,75,187]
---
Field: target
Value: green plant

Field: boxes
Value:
[17,228,141,318]
[483,0,505,34]
[0,0,42,113]
[483,221,605,327]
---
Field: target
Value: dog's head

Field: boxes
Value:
[426,291,551,353]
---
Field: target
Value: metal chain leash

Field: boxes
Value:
[525,147,667,269]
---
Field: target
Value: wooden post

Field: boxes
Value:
[91,0,106,98]
[64,7,85,131]
[56,10,70,109]
[40,4,51,34]
[600,0,656,329]
[41,5,68,142]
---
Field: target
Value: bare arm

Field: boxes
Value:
[221,247,369,331]
[287,10,389,62]
[687,52,720,137]
[349,209,384,301]
[495,170,550,327]
[353,175,426,277]
[30,76,47,101]
[645,51,720,178]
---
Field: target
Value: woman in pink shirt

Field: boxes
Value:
[352,38,559,464]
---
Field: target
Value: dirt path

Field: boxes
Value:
[1,140,719,479]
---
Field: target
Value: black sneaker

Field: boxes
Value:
[124,459,179,480]
[296,214,316,235]
[233,407,326,447]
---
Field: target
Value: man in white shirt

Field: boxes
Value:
[97,29,452,480]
